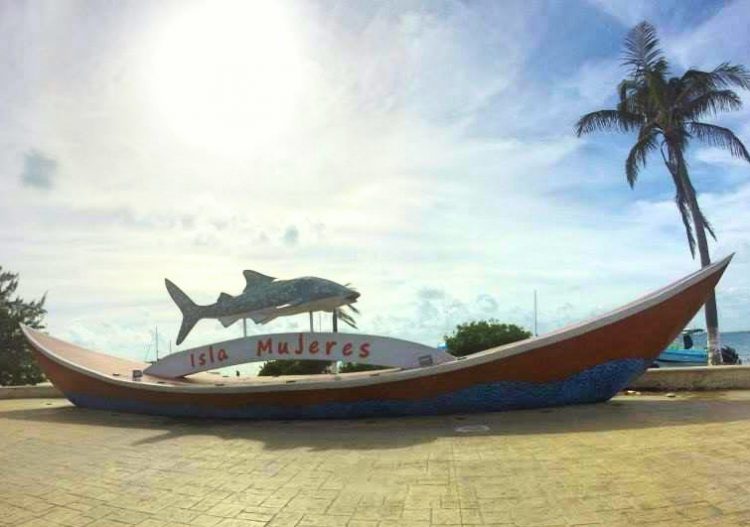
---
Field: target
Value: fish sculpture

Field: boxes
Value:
[165,271,360,345]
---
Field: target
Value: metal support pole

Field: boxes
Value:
[309,311,314,332]
[332,310,339,374]
[243,318,247,338]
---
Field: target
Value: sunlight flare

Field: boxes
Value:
[144,1,307,152]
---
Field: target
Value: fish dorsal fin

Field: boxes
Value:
[243,270,276,292]
[217,292,234,303]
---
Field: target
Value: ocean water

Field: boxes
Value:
[691,331,750,362]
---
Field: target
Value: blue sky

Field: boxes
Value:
[2,0,750,364]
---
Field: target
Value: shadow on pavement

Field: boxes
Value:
[3,393,750,451]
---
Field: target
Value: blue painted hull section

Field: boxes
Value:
[66,358,650,420]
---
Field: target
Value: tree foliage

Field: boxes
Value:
[575,21,750,257]
[0,267,46,385]
[444,320,531,358]
[339,362,385,373]
[257,360,387,376]
[258,359,331,376]
[575,21,750,364]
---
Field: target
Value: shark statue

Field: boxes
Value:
[165,271,360,345]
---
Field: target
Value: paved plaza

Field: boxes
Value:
[3,393,750,526]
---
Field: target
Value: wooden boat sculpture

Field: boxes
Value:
[22,255,732,419]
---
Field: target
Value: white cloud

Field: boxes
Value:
[584,0,659,27]
[695,147,750,169]
[666,0,750,70]
[2,0,750,364]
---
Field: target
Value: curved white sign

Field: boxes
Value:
[144,332,455,378]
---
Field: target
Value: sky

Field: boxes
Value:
[2,0,750,367]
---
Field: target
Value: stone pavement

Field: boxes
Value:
[3,393,750,527]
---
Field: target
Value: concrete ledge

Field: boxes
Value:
[0,383,63,399]
[629,365,750,391]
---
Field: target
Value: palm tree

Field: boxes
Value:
[333,283,360,332]
[576,21,750,365]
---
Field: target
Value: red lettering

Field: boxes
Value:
[342,343,353,356]
[278,342,290,354]
[190,353,195,368]
[359,343,370,359]
[325,341,337,355]
[294,334,304,355]
[309,341,319,354]
[257,339,273,356]
[199,353,206,366]
[217,348,228,361]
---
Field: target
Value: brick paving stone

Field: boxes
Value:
[401,509,430,521]
[266,511,304,526]
[189,515,223,527]
[459,508,482,524]
[5,394,750,526]
[214,520,266,527]
[430,508,461,525]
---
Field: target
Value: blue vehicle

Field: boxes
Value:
[653,329,741,367]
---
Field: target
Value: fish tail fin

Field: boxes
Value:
[165,279,201,345]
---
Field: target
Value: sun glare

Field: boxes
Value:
[145,1,306,152]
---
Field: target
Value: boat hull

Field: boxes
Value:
[32,349,649,419]
[653,348,708,368]
[23,257,732,419]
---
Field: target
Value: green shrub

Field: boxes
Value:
[444,320,530,357]
[0,267,46,386]
[339,362,386,373]
[258,360,331,376]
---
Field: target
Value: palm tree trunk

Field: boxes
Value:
[685,191,722,365]
[674,150,722,365]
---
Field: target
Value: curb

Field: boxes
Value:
[0,383,63,399]
[629,365,750,391]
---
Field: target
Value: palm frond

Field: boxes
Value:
[679,163,717,245]
[674,192,697,256]
[625,128,659,187]
[700,209,717,241]
[673,147,718,253]
[335,307,358,329]
[618,79,638,103]
[575,110,642,136]
[683,63,750,91]
[682,90,742,120]
[712,63,750,89]
[645,68,670,111]
[622,21,667,78]
[617,79,651,115]
[661,142,698,257]
[688,122,750,162]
